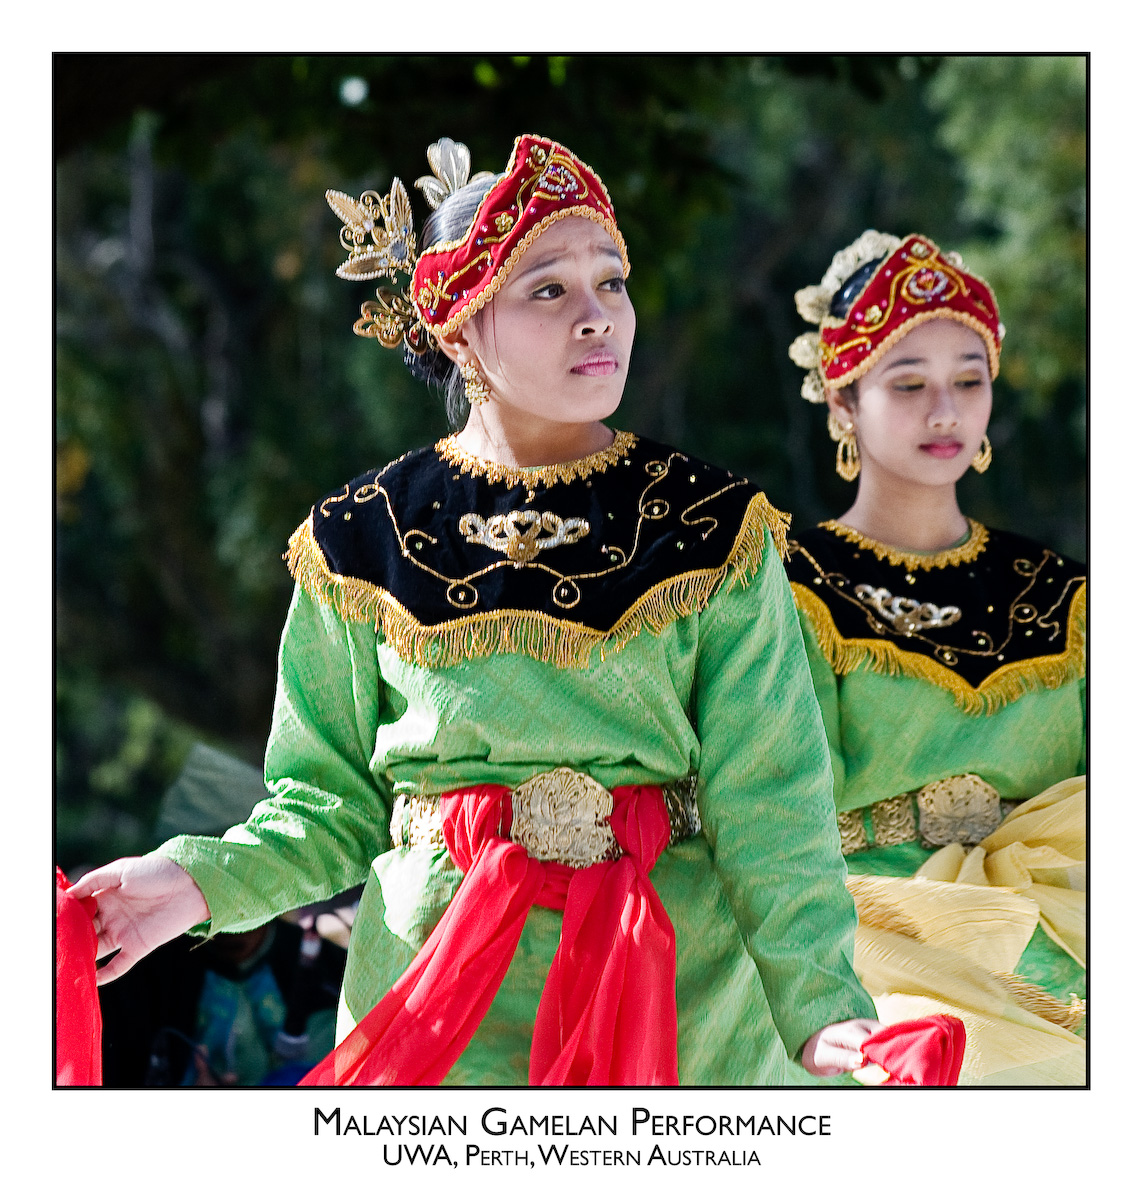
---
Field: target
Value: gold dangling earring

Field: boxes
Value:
[461,361,491,407]
[828,412,860,482]
[971,434,992,473]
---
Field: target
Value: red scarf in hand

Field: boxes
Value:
[55,867,102,1086]
[861,1015,966,1086]
[300,783,677,1086]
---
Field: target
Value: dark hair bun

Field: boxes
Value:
[829,258,882,319]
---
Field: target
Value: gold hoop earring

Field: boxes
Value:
[461,361,491,407]
[971,435,992,474]
[828,412,860,482]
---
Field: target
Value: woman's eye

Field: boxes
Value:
[954,376,984,389]
[891,379,926,392]
[531,282,565,300]
[599,276,626,293]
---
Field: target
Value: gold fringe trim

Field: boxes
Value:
[436,429,637,488]
[792,581,1085,716]
[286,490,790,668]
[821,518,988,571]
[996,973,1087,1033]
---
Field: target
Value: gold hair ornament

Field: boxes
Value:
[328,179,417,282]
[326,138,491,355]
[415,137,495,212]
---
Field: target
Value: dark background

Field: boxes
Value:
[54,53,1087,870]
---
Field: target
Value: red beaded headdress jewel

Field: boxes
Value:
[326,134,629,353]
[788,230,1003,403]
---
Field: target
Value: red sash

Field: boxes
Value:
[861,1015,966,1086]
[55,867,103,1086]
[300,783,677,1086]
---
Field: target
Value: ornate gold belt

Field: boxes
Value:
[389,768,702,869]
[838,773,1016,854]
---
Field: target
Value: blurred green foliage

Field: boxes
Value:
[55,54,1086,869]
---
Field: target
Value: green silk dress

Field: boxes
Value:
[786,519,1086,1082]
[158,433,876,1086]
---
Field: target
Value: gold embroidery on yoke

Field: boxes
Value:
[383,450,783,615]
[854,584,961,635]
[459,510,590,564]
[791,571,1086,715]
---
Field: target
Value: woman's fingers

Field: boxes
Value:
[95,947,137,986]
[802,1018,888,1075]
[828,1018,883,1051]
[67,861,129,899]
[64,853,210,985]
[816,1040,865,1073]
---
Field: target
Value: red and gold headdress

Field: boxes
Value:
[789,231,1003,403]
[326,134,629,353]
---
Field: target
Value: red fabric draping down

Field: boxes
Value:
[299,783,677,1086]
[860,1015,966,1086]
[55,867,103,1086]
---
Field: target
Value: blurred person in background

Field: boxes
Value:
[92,743,354,1086]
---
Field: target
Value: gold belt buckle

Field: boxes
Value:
[916,773,1002,847]
[509,767,620,867]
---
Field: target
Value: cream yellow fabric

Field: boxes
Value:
[916,777,1086,966]
[847,873,1039,975]
[848,778,1086,1085]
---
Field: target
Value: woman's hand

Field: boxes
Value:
[68,854,211,985]
[801,1018,885,1076]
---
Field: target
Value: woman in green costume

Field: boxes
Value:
[785,230,1086,1085]
[70,135,889,1087]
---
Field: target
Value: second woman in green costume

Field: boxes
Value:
[786,230,1086,1085]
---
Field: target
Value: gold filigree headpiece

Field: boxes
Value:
[326,137,493,355]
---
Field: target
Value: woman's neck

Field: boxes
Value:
[838,475,969,553]
[454,408,616,467]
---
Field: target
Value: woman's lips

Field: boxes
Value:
[571,354,619,377]
[920,441,964,459]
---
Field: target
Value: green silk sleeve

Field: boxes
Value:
[692,532,876,1058]
[796,607,846,797]
[158,585,393,934]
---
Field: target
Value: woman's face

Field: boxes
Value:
[442,216,636,425]
[829,319,993,489]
